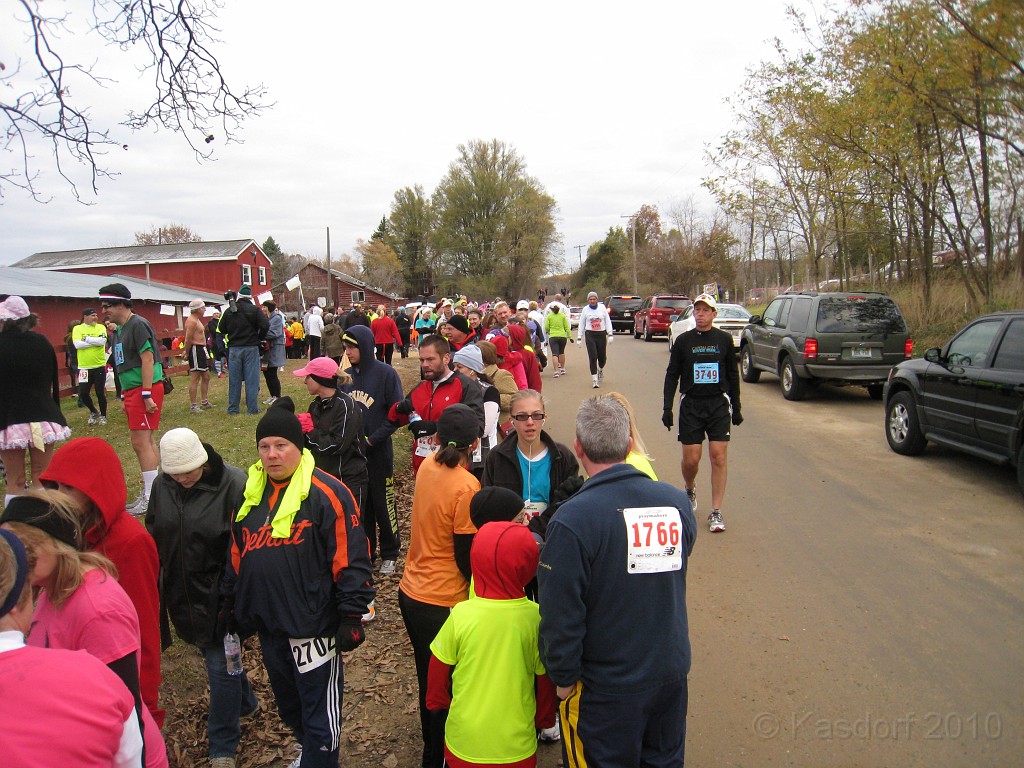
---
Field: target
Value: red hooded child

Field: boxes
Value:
[426,521,556,767]
[506,324,542,392]
[40,436,164,727]
[491,334,528,391]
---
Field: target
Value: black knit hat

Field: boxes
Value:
[98,283,132,305]
[255,396,304,452]
[469,486,525,529]
[436,404,479,449]
[446,314,470,335]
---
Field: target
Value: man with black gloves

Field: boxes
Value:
[663,293,742,533]
[225,398,374,768]
[386,334,485,475]
[218,284,269,415]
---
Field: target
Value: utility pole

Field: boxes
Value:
[620,213,639,293]
[574,244,586,269]
[326,226,332,307]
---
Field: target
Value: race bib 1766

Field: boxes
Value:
[622,507,684,574]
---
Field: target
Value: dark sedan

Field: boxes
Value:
[883,311,1024,494]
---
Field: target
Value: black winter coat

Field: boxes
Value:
[219,297,268,348]
[481,429,579,501]
[146,445,246,646]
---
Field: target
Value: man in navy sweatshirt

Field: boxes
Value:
[340,325,404,576]
[538,394,697,767]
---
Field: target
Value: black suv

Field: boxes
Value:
[884,311,1024,493]
[606,295,643,333]
[739,291,912,400]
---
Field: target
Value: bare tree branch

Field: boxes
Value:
[1,0,269,201]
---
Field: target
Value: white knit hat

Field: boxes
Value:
[160,428,209,474]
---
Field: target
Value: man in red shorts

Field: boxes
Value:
[100,283,164,515]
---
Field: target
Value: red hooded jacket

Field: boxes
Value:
[40,437,164,727]
[506,324,542,392]
[490,335,528,390]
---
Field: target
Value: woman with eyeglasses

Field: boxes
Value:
[481,389,579,527]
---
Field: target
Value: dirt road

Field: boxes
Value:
[536,334,1023,767]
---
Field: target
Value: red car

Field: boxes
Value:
[633,295,692,341]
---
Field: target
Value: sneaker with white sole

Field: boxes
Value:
[201,401,215,409]
[263,396,278,405]
[190,404,202,414]
[362,600,376,623]
[87,414,98,425]
[379,559,396,576]
[708,510,725,533]
[539,721,561,742]
[97,415,107,425]
[285,750,302,768]
[592,375,599,388]
[126,494,149,518]
[553,369,561,378]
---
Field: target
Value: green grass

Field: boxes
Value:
[2,355,420,496]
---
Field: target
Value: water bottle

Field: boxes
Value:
[224,632,243,676]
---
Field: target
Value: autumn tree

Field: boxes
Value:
[133,223,203,245]
[3,0,268,201]
[431,139,560,298]
[386,185,437,296]
[354,239,404,297]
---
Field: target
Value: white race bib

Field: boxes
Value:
[77,368,90,383]
[589,317,602,331]
[523,500,548,522]
[289,636,337,674]
[693,362,720,384]
[415,435,440,458]
[622,507,684,574]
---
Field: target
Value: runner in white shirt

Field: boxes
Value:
[575,292,613,388]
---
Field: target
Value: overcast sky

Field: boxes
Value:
[0,0,829,274]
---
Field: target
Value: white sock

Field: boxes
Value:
[142,470,158,498]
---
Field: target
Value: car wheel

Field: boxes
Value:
[779,357,807,401]
[643,323,652,342]
[886,391,927,455]
[867,384,884,400]
[1018,444,1024,497]
[740,345,761,383]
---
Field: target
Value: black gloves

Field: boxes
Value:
[409,420,437,439]
[336,617,365,652]
[394,399,414,416]
[529,475,585,540]
[662,409,674,430]
[215,597,237,639]
[732,409,743,426]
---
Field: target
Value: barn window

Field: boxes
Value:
[241,264,252,285]
[258,266,267,285]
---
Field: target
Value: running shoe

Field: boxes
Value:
[379,559,396,576]
[97,416,107,425]
[708,510,725,533]
[539,721,561,742]
[553,369,561,378]
[263,396,278,405]
[200,401,215,409]
[190,404,202,414]
[285,750,302,768]
[127,494,149,518]
[87,414,98,425]
[686,487,697,512]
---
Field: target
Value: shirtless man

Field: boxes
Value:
[184,299,214,413]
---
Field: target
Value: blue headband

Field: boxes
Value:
[0,528,28,619]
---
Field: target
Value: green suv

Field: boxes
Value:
[739,291,912,401]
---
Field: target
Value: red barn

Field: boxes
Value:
[12,239,273,297]
[281,263,403,315]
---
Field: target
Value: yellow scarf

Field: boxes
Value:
[235,449,316,538]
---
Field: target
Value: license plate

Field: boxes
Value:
[851,347,872,359]
[624,312,632,317]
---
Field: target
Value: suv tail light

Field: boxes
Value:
[803,338,818,359]
[904,338,913,359]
